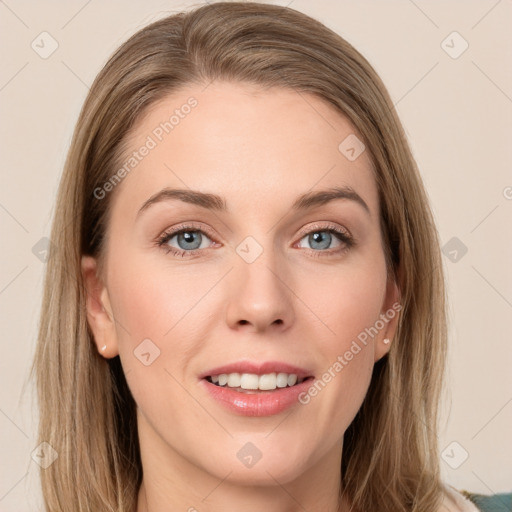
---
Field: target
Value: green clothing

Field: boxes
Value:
[460,491,512,512]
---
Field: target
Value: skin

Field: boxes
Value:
[82,81,400,512]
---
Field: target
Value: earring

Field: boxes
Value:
[383,338,390,344]
[101,345,107,352]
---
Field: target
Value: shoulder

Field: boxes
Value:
[439,483,512,512]
[439,484,481,512]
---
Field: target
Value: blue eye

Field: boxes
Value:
[156,223,354,258]
[157,227,214,257]
[297,229,351,251]
[170,230,208,250]
[294,225,354,258]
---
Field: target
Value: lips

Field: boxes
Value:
[199,360,315,416]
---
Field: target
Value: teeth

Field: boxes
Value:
[208,372,303,391]
[227,373,241,387]
[287,374,298,386]
[258,373,276,391]
[276,373,289,388]
[241,373,259,390]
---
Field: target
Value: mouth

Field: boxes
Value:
[204,372,314,393]
[200,362,315,416]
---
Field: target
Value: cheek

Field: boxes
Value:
[107,253,205,344]
[105,250,224,395]
[106,256,207,429]
[300,254,388,347]
[296,253,387,424]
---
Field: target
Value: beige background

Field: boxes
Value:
[1,0,511,509]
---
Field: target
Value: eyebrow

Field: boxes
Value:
[137,185,371,218]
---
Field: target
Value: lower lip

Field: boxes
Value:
[200,378,314,417]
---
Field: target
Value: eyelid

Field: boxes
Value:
[296,221,352,240]
[157,222,219,243]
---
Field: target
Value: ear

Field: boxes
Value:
[81,255,119,359]
[374,273,401,362]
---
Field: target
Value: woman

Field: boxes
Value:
[32,2,498,511]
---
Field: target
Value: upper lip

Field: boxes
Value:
[199,360,314,380]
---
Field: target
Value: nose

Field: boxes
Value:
[225,251,295,334]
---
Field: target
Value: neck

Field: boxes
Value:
[137,473,349,512]
[135,414,351,512]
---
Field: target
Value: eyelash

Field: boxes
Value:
[155,222,355,258]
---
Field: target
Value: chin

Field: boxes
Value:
[200,438,313,486]
[213,462,308,487]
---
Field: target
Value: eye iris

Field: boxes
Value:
[177,231,202,250]
[309,231,331,250]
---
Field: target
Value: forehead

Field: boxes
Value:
[110,81,378,220]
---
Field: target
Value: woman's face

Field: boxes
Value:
[83,81,399,487]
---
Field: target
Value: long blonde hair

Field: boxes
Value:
[32,2,447,511]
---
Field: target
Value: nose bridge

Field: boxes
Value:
[225,235,294,332]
